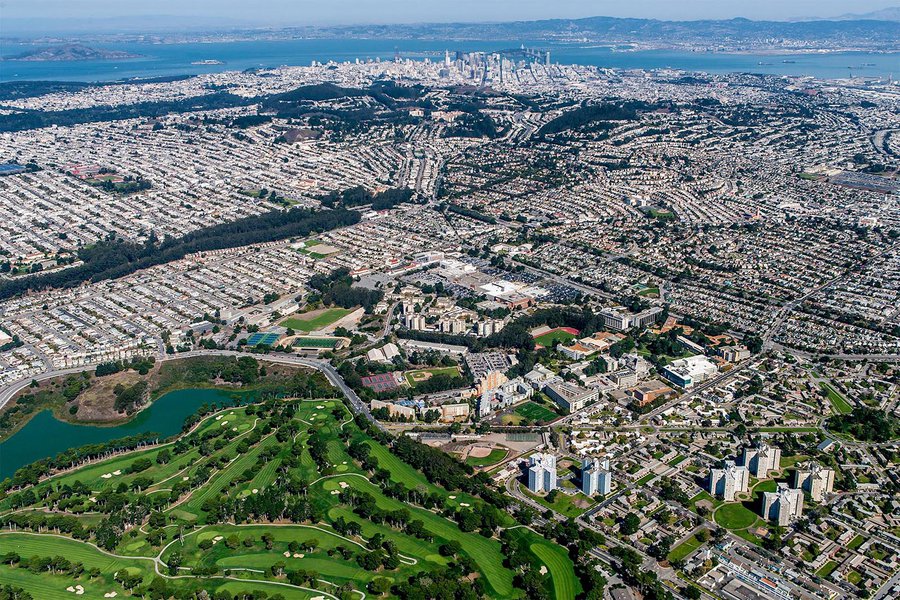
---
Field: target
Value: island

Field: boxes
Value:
[2,43,141,62]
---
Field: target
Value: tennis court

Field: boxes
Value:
[246,332,281,347]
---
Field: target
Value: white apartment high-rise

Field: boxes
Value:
[762,483,804,526]
[709,460,749,501]
[527,453,557,493]
[742,443,781,478]
[582,457,612,496]
[793,462,835,502]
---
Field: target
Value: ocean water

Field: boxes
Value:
[0,38,897,82]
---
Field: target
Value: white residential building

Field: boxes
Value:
[793,462,835,502]
[582,457,612,496]
[742,443,781,478]
[709,460,749,501]
[528,453,557,493]
[762,483,804,526]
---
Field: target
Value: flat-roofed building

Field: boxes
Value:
[371,399,415,420]
[544,381,598,412]
[662,355,718,389]
[528,453,557,493]
[582,457,612,496]
[793,462,834,502]
[742,443,781,478]
[762,483,804,526]
[709,460,749,501]
[598,306,663,331]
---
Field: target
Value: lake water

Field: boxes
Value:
[0,387,249,479]
[0,38,896,82]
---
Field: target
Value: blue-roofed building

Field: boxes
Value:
[0,163,26,176]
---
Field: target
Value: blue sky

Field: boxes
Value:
[2,0,896,25]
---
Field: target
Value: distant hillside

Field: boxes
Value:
[294,15,900,50]
[2,43,141,62]
[831,7,900,21]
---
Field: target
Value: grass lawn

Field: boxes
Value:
[816,560,838,577]
[753,480,778,495]
[668,454,687,467]
[528,536,580,600]
[847,534,865,550]
[514,401,559,423]
[820,382,853,414]
[465,448,509,468]
[0,532,155,599]
[714,503,758,530]
[533,328,579,347]
[281,307,352,332]
[404,366,461,388]
[637,286,660,297]
[668,535,704,563]
[847,571,862,585]
[780,454,810,468]
[523,488,594,518]
[636,473,656,487]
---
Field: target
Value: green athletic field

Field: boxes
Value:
[281,308,352,332]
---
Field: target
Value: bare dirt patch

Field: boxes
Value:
[468,446,494,459]
[73,369,149,422]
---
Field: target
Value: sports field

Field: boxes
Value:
[404,366,461,387]
[245,331,281,347]
[465,448,509,467]
[515,401,559,423]
[291,336,339,348]
[533,327,579,347]
[281,307,352,332]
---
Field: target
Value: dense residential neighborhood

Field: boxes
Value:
[0,22,898,600]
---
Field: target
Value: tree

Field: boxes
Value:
[684,585,702,599]
[620,512,641,535]
[368,578,392,595]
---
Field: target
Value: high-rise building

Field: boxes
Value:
[792,462,835,502]
[709,460,749,501]
[527,453,557,493]
[742,443,781,478]
[582,457,612,496]
[762,483,804,526]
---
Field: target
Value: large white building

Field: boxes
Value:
[709,460,749,501]
[662,355,718,389]
[762,483,804,526]
[598,306,663,331]
[793,462,835,502]
[527,453,557,493]
[742,443,781,478]
[582,457,612,496]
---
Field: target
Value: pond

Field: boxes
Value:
[0,388,253,479]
